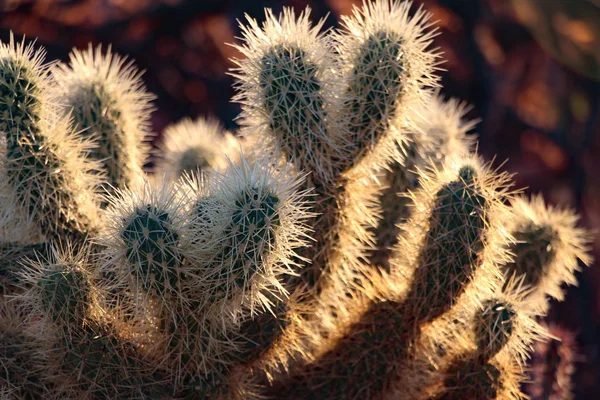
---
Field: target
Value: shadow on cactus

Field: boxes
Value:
[0,1,594,399]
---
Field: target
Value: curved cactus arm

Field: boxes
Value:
[0,34,102,242]
[231,7,344,187]
[371,91,477,270]
[412,277,546,400]
[256,156,514,399]
[333,0,441,169]
[397,157,513,324]
[52,44,154,192]
[96,174,200,314]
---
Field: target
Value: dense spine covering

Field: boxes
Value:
[53,45,153,192]
[187,157,313,323]
[397,158,512,325]
[233,0,439,291]
[232,8,342,186]
[98,176,197,308]
[429,289,546,400]
[503,195,592,312]
[15,243,96,333]
[0,299,49,399]
[0,2,595,399]
[334,0,439,168]
[371,91,476,270]
[0,35,101,242]
[259,157,513,399]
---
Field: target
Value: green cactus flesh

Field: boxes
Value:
[38,267,90,326]
[345,31,405,148]
[121,205,183,295]
[259,45,328,171]
[0,59,94,241]
[408,165,487,323]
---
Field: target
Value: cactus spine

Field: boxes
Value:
[0,1,594,399]
[0,35,102,242]
[53,45,153,192]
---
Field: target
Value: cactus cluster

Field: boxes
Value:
[0,1,593,399]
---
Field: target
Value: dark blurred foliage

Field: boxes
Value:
[1,0,599,398]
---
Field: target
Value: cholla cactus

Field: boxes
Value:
[371,91,476,270]
[14,243,100,334]
[155,117,240,179]
[503,195,592,312]
[0,35,102,242]
[397,158,514,325]
[232,0,439,288]
[257,157,515,399]
[0,1,594,399]
[0,299,49,399]
[98,176,197,305]
[53,44,153,192]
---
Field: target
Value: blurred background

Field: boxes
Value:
[1,0,599,398]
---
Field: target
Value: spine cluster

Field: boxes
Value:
[0,1,593,399]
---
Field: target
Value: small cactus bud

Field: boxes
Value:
[474,300,517,360]
[155,117,240,180]
[14,242,97,333]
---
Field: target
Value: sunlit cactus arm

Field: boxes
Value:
[231,7,344,187]
[232,0,440,292]
[53,44,154,192]
[397,156,512,324]
[155,116,241,180]
[189,156,313,325]
[97,175,198,311]
[371,91,477,271]
[503,195,593,312]
[0,34,102,242]
[257,156,513,399]
[333,0,440,169]
[411,277,545,400]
